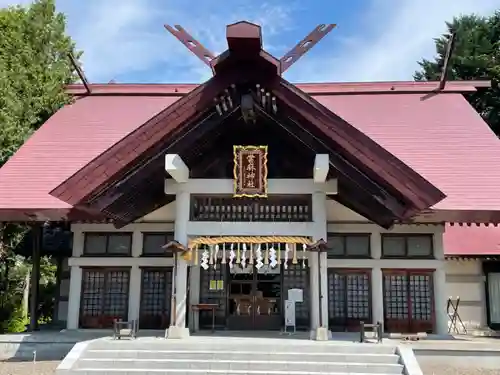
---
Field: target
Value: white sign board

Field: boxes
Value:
[284,300,296,328]
[288,288,303,303]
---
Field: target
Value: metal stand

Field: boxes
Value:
[447,296,467,334]
[359,321,383,343]
[281,299,297,336]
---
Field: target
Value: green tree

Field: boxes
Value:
[0,0,79,331]
[414,12,500,135]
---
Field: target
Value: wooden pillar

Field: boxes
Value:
[52,255,63,323]
[29,223,42,332]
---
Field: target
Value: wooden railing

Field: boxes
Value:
[190,195,312,222]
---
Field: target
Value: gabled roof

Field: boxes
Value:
[0,81,495,223]
[43,22,450,228]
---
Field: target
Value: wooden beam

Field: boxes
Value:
[165,154,189,183]
[280,24,336,74]
[439,31,457,91]
[68,53,91,95]
[314,154,329,183]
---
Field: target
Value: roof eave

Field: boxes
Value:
[65,80,491,97]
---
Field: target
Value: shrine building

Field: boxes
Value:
[1,21,500,338]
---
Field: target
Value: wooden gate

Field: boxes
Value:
[383,269,434,333]
[327,269,371,331]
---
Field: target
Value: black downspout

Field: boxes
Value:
[317,250,323,328]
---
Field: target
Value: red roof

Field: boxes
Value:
[444,224,500,256]
[0,81,498,222]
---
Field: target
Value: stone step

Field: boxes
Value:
[87,340,396,355]
[83,349,400,363]
[66,369,399,375]
[75,358,404,374]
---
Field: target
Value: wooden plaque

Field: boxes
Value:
[233,145,268,198]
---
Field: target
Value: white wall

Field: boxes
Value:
[445,259,486,330]
[66,221,176,329]
[63,179,451,333]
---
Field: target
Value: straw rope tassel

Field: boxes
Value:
[236,243,241,264]
[277,246,281,266]
[249,244,254,265]
[292,244,298,264]
[194,245,199,265]
[221,243,226,264]
[189,236,311,246]
[209,245,213,265]
[214,244,219,269]
[264,245,269,265]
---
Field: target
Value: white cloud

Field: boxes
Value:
[4,0,499,83]
[59,0,296,83]
[286,0,500,82]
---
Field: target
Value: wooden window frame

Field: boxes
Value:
[326,233,371,259]
[141,232,175,257]
[381,234,434,259]
[82,232,132,257]
[79,267,131,328]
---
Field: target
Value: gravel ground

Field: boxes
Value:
[418,357,500,375]
[0,360,59,375]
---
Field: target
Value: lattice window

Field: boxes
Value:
[142,233,175,256]
[140,268,173,329]
[199,260,226,329]
[328,269,370,331]
[383,273,409,319]
[103,270,129,316]
[282,262,309,329]
[80,268,130,328]
[409,274,432,321]
[81,270,105,317]
[191,195,312,222]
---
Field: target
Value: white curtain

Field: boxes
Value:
[488,273,500,324]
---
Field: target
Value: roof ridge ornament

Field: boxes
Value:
[279,24,336,74]
[165,22,336,76]
[164,24,216,68]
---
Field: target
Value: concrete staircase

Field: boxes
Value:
[57,336,413,375]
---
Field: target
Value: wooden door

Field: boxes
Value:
[328,269,371,331]
[383,269,434,333]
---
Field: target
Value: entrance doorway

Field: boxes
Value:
[227,265,282,330]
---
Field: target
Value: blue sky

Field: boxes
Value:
[2,0,500,83]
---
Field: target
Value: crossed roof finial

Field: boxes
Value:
[164,22,336,75]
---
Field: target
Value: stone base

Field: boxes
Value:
[310,327,331,341]
[165,326,190,339]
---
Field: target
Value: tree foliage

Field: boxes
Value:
[0,0,78,331]
[0,0,77,163]
[414,12,500,135]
